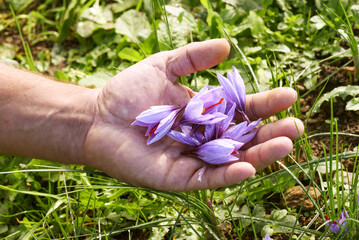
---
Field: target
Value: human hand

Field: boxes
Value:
[82,39,304,191]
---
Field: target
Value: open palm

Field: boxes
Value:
[83,39,303,191]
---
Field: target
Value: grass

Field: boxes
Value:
[1,0,359,239]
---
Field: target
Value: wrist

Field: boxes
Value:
[0,63,99,164]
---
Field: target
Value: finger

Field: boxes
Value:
[246,87,297,120]
[150,39,230,81]
[238,137,293,171]
[186,162,256,190]
[244,117,304,149]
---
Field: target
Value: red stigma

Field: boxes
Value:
[325,214,329,221]
[203,98,224,113]
[231,151,239,155]
[149,123,159,137]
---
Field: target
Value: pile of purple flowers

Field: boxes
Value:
[132,66,261,180]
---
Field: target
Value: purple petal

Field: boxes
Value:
[228,66,246,111]
[264,234,273,240]
[217,67,247,114]
[222,122,247,139]
[245,118,262,133]
[217,72,239,105]
[167,130,201,146]
[217,102,236,136]
[194,139,244,165]
[133,105,178,124]
[147,109,180,144]
[204,123,217,141]
[239,130,257,145]
[183,98,205,119]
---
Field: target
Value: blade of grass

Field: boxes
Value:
[9,4,37,71]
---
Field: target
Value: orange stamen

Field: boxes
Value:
[202,98,224,114]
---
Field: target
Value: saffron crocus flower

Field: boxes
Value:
[264,234,273,240]
[217,66,249,122]
[325,209,349,234]
[181,86,228,125]
[132,105,181,144]
[187,138,244,165]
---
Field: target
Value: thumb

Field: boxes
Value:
[145,39,231,81]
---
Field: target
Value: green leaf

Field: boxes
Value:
[58,0,79,43]
[109,0,138,13]
[8,0,34,12]
[115,9,151,42]
[235,11,264,37]
[79,3,113,25]
[351,5,359,24]
[223,0,263,12]
[313,85,359,113]
[0,43,18,60]
[270,209,287,221]
[157,15,188,50]
[310,15,326,30]
[76,21,96,38]
[118,47,144,62]
[261,225,274,238]
[0,224,8,234]
[78,71,112,88]
[346,97,359,110]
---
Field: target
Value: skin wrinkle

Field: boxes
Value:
[157,143,178,188]
[185,47,199,75]
[184,166,202,190]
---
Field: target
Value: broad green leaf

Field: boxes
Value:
[238,205,251,227]
[346,97,359,110]
[0,224,8,234]
[261,225,274,238]
[235,11,264,37]
[273,215,298,233]
[351,5,359,24]
[118,47,144,62]
[76,21,96,38]
[253,204,266,218]
[157,15,188,50]
[109,0,138,13]
[8,0,34,12]
[80,3,113,24]
[115,9,151,42]
[78,71,112,88]
[0,43,17,60]
[313,85,359,113]
[223,0,263,12]
[270,44,291,53]
[270,209,287,221]
[165,5,196,27]
[310,15,326,30]
[191,76,209,91]
[149,226,170,240]
[316,161,343,174]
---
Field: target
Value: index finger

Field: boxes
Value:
[245,87,297,120]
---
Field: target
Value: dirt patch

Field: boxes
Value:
[299,61,359,162]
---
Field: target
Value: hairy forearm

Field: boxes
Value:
[0,63,98,164]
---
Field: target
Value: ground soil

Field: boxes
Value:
[300,63,359,159]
